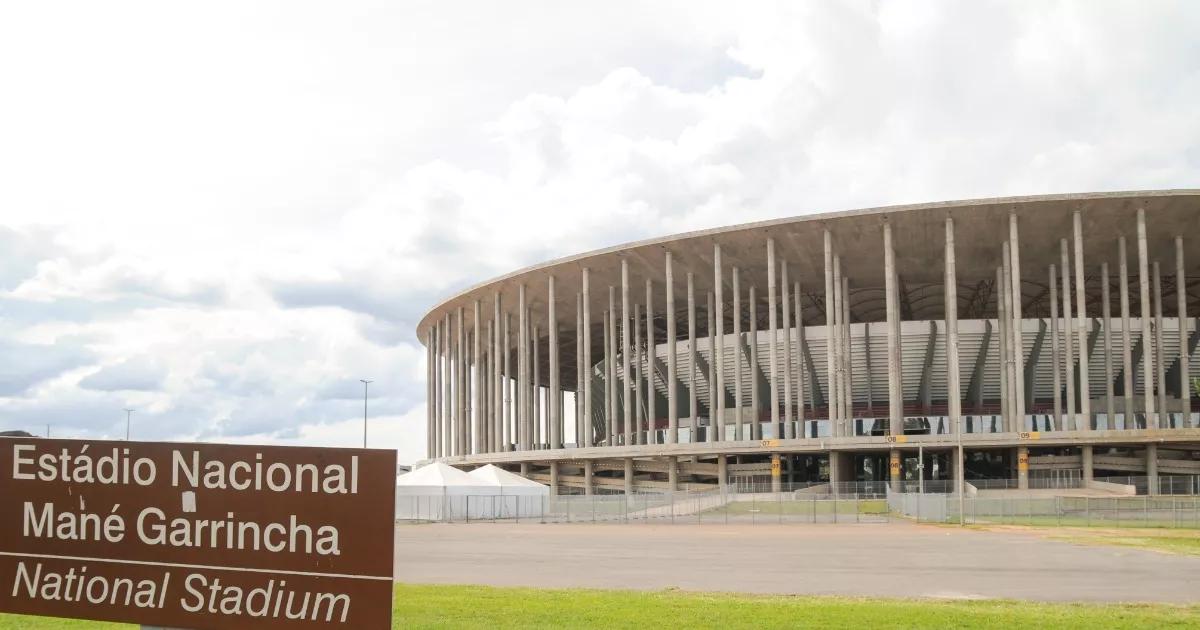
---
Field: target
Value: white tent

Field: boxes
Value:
[395,462,495,521]
[467,464,549,496]
[395,462,548,521]
[396,461,483,494]
[464,465,548,519]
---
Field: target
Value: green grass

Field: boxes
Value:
[1047,528,1200,556]
[0,616,126,629]
[391,585,1199,629]
[4,584,1198,629]
[938,523,1200,557]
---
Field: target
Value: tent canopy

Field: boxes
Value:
[396,462,493,495]
[467,464,549,496]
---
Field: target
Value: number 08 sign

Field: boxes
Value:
[0,438,395,628]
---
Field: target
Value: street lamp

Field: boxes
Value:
[359,380,373,448]
[124,408,134,441]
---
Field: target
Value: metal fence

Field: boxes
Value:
[398,485,892,524]
[1094,475,1200,496]
[396,475,1200,525]
[891,494,1200,528]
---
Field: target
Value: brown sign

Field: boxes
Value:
[0,438,395,628]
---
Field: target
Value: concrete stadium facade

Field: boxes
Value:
[418,190,1200,496]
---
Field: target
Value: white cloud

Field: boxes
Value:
[0,2,1197,463]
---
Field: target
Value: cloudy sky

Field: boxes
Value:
[1,1,1197,464]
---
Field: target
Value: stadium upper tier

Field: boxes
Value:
[418,190,1200,462]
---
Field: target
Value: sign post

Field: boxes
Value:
[0,438,395,628]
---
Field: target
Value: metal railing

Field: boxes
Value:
[396,476,1200,525]
[892,494,1200,528]
[397,486,893,524]
[1094,475,1200,496]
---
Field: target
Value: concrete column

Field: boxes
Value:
[549,461,559,496]
[583,460,593,496]
[832,257,843,435]
[707,292,716,443]
[997,266,1009,427]
[445,316,453,456]
[1138,208,1156,428]
[770,453,781,493]
[1061,241,1076,429]
[457,306,466,455]
[622,259,632,447]
[733,267,744,441]
[426,329,435,458]
[582,268,592,448]
[829,450,842,486]
[946,217,962,436]
[606,290,617,445]
[1017,446,1028,490]
[1119,237,1135,424]
[883,223,901,436]
[768,238,780,436]
[1102,263,1115,430]
[1154,262,1168,427]
[520,462,530,476]
[889,449,901,492]
[782,261,794,438]
[1049,265,1062,430]
[1146,444,1158,495]
[532,326,540,449]
[1178,237,1192,427]
[602,307,610,444]
[634,303,643,446]
[688,273,698,440]
[826,229,838,431]
[1009,214,1026,421]
[794,283,807,429]
[448,315,456,456]
[750,286,760,439]
[518,285,527,451]
[503,314,511,450]
[667,456,678,493]
[1073,211,1091,429]
[473,300,482,454]
[431,324,440,458]
[549,276,560,449]
[609,286,619,444]
[1001,245,1016,432]
[645,279,654,445]
[714,244,725,442]
[624,458,635,496]
[666,252,678,443]
[842,274,852,432]
[1081,445,1093,484]
[717,454,728,494]
[494,295,503,453]
[575,293,583,448]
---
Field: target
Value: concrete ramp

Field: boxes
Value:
[974,483,1135,499]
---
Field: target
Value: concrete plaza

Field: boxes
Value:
[394,521,1200,603]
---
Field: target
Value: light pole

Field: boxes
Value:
[124,408,134,440]
[360,380,373,448]
[918,443,924,495]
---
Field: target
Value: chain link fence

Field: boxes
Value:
[397,475,1200,526]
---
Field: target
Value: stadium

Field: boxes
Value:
[417,190,1200,497]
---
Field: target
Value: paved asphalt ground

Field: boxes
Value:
[394,521,1200,603]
